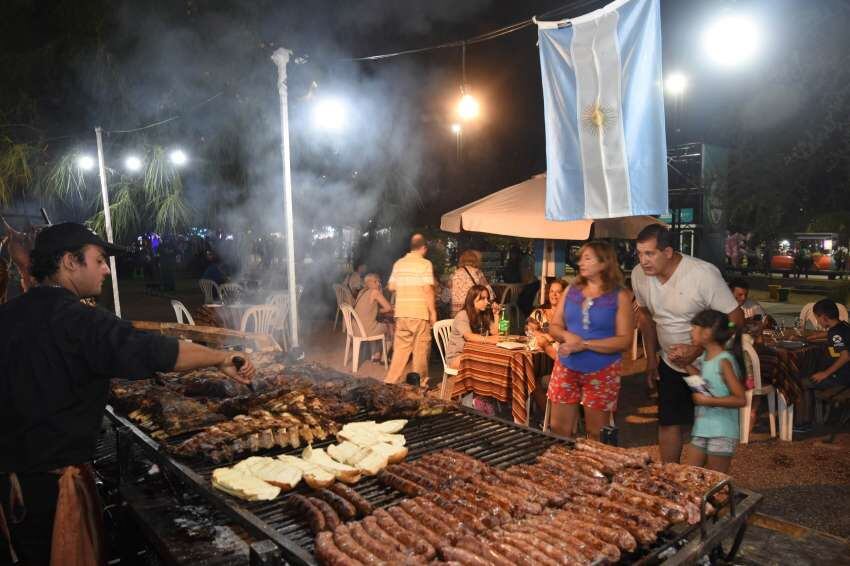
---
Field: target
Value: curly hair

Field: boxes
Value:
[29,247,86,282]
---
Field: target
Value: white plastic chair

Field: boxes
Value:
[267,293,290,350]
[171,300,195,325]
[219,283,243,303]
[333,284,352,332]
[240,305,280,335]
[199,279,221,304]
[740,334,780,443]
[433,319,459,400]
[800,301,849,330]
[339,304,387,373]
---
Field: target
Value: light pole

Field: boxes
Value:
[451,123,462,160]
[271,48,300,349]
[94,127,122,317]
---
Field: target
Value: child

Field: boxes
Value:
[684,310,748,473]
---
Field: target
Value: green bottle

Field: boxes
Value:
[498,306,510,336]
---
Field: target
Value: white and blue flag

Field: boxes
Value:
[537,0,668,221]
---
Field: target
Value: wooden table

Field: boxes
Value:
[450,341,553,425]
[757,340,829,423]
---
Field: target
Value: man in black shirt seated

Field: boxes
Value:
[808,299,850,388]
[0,223,255,566]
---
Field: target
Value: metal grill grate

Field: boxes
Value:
[105,406,760,565]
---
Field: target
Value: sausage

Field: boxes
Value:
[417,497,466,533]
[386,506,444,551]
[377,470,424,496]
[503,522,584,564]
[328,483,374,517]
[315,531,363,566]
[360,516,411,556]
[487,540,528,564]
[496,470,565,506]
[288,494,325,533]
[398,499,455,537]
[497,532,559,566]
[573,495,666,531]
[555,516,634,554]
[610,484,687,524]
[440,546,493,566]
[387,464,439,491]
[308,496,341,531]
[333,524,381,565]
[453,536,513,566]
[347,521,408,562]
[373,509,436,559]
[562,504,654,546]
[425,493,487,533]
[570,530,621,563]
[467,477,543,515]
[454,490,511,525]
[315,489,358,520]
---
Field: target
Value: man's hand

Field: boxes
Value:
[810,371,831,384]
[668,344,703,367]
[219,354,255,385]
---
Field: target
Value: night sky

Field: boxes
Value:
[2,0,848,236]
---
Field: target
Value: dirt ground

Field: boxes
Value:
[103,275,850,540]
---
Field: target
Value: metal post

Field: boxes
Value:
[95,127,122,318]
[271,49,300,348]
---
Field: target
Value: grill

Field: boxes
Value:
[104,406,762,565]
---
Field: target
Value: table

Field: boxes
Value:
[757,341,829,423]
[450,341,553,425]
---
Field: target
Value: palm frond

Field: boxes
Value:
[42,152,89,203]
[143,146,182,205]
[155,190,192,234]
[0,140,37,205]
[89,182,140,241]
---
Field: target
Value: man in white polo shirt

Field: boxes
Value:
[385,234,437,385]
[632,225,744,463]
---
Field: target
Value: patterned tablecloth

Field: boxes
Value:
[450,342,553,425]
[757,341,829,420]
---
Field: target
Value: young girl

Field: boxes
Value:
[684,310,748,473]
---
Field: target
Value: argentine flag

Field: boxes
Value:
[538,0,668,221]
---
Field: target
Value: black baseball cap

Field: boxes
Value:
[33,223,128,256]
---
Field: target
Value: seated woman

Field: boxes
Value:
[529,279,566,330]
[352,273,394,363]
[445,285,501,369]
[548,241,634,440]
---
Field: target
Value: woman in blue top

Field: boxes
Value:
[549,241,634,440]
[683,310,747,473]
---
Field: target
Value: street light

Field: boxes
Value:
[450,123,462,134]
[77,155,95,171]
[665,73,688,97]
[312,97,346,131]
[124,155,143,172]
[702,14,760,67]
[457,93,480,120]
[169,149,188,166]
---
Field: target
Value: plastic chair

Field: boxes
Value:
[219,283,243,303]
[267,293,290,351]
[432,319,459,400]
[339,304,387,373]
[171,300,195,325]
[740,334,780,443]
[800,301,849,330]
[240,305,280,335]
[333,284,352,332]
[498,284,523,333]
[199,279,221,304]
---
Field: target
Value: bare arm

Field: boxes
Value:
[637,306,660,380]
[812,351,850,383]
[424,284,437,324]
[374,290,393,313]
[173,341,255,384]
[692,360,747,408]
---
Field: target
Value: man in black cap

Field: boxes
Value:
[0,223,255,565]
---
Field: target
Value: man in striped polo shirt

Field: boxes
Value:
[385,234,437,385]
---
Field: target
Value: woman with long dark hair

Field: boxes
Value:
[548,241,635,440]
[445,284,501,368]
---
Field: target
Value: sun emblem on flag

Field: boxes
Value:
[581,103,617,135]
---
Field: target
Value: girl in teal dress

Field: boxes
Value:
[684,310,748,473]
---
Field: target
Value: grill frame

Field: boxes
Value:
[104,405,761,565]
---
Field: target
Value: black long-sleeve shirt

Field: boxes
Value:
[0,287,178,472]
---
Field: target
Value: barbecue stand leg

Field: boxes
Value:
[708,521,749,565]
[250,540,283,565]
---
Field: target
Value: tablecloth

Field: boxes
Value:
[757,342,829,421]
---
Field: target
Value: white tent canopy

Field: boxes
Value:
[440,174,663,240]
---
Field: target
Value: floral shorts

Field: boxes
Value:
[547,359,621,412]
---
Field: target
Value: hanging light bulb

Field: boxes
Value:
[457,93,480,120]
